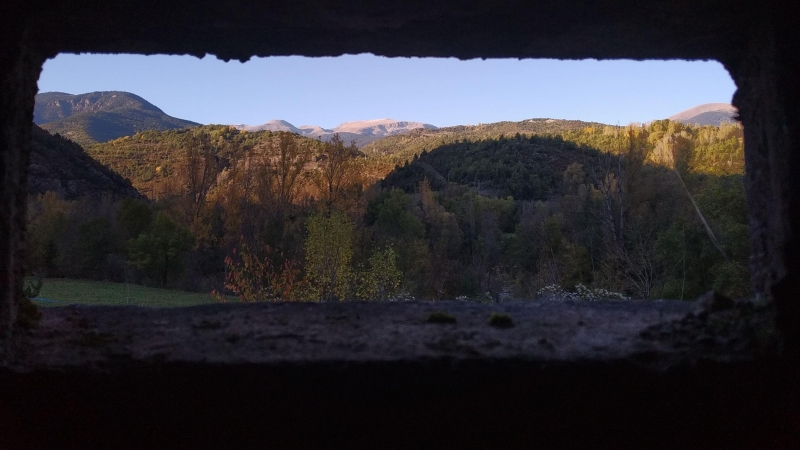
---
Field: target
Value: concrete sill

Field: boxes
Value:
[1,300,792,449]
[4,299,773,371]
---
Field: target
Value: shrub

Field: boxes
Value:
[426,311,457,324]
[488,312,513,328]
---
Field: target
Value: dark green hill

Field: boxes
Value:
[381,134,604,201]
[362,118,606,164]
[34,91,200,146]
[29,125,143,200]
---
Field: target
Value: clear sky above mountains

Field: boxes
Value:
[38,53,736,129]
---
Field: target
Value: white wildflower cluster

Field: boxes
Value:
[537,284,569,300]
[387,292,415,302]
[574,284,599,300]
[536,284,628,301]
[452,293,493,303]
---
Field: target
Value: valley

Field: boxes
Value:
[26,91,748,305]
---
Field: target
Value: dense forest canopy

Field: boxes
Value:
[28,118,749,302]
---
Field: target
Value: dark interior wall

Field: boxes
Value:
[0,15,44,352]
[3,360,798,449]
[727,22,800,353]
[1,0,798,349]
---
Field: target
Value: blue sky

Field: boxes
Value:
[38,53,736,129]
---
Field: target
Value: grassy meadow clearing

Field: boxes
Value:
[33,278,218,308]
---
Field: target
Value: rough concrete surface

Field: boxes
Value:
[2,0,800,350]
[2,0,800,447]
[1,300,794,449]
[7,299,770,372]
[2,0,800,351]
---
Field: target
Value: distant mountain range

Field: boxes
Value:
[32,89,737,157]
[235,118,438,148]
[668,103,737,126]
[34,91,199,146]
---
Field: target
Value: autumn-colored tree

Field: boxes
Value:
[270,132,312,209]
[179,132,222,222]
[214,143,262,246]
[312,134,362,209]
[215,240,301,302]
[253,133,314,240]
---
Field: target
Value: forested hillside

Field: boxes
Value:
[362,118,606,162]
[86,125,391,198]
[378,120,748,300]
[27,118,749,302]
[382,134,602,200]
[87,126,318,198]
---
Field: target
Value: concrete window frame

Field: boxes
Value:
[1,1,799,447]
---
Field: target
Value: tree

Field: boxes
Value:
[303,210,354,301]
[128,212,195,287]
[25,192,69,276]
[354,246,402,301]
[117,198,152,240]
[312,134,361,209]
[178,132,221,222]
[250,132,313,245]
[270,132,312,210]
[588,126,654,297]
[217,240,300,302]
[76,217,120,279]
[366,188,430,295]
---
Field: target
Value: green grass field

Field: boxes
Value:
[33,278,219,308]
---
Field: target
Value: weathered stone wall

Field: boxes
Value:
[1,0,799,353]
